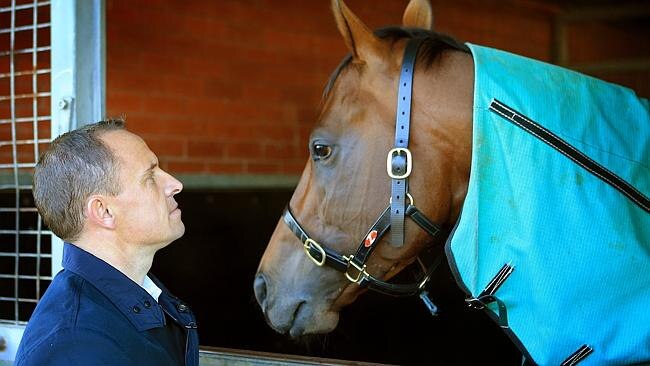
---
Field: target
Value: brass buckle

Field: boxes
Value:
[386,148,412,179]
[344,255,367,283]
[303,238,326,266]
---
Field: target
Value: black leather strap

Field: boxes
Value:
[348,206,391,269]
[358,247,444,296]
[466,294,509,328]
[281,37,448,300]
[282,205,310,244]
[390,38,425,247]
[465,263,514,328]
[406,205,441,237]
[350,205,441,269]
[283,204,445,297]
[283,207,348,272]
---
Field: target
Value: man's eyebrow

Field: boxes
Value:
[143,161,158,174]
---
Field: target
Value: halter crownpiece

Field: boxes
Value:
[389,37,424,247]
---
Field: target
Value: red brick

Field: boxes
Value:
[225,142,262,159]
[166,160,206,173]
[98,0,648,177]
[263,143,294,160]
[145,137,186,159]
[206,161,245,175]
[125,115,201,137]
[187,140,225,158]
[107,92,145,114]
[1,143,39,164]
[240,85,283,104]
[256,125,296,143]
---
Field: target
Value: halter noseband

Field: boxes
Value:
[283,38,445,314]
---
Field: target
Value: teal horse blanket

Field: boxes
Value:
[446,44,650,365]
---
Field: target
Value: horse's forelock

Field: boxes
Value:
[321,26,470,103]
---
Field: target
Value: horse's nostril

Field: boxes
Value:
[253,273,268,308]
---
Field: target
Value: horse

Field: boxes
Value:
[253,0,650,364]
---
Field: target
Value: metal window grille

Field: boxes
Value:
[0,0,52,325]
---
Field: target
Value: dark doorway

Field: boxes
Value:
[152,189,522,365]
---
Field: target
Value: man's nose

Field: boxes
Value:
[163,171,183,196]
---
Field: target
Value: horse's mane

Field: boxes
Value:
[322,26,470,101]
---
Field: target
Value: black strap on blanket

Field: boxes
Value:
[489,99,650,213]
[561,345,594,366]
[465,263,514,328]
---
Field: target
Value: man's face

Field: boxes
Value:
[101,130,185,248]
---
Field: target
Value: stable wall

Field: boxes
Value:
[105,0,563,177]
[105,0,648,178]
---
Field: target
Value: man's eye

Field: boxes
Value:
[312,143,332,160]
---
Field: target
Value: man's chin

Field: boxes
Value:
[171,223,185,241]
[156,224,185,249]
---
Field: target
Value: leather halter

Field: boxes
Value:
[283,38,445,312]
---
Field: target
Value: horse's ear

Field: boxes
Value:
[331,0,383,64]
[402,0,433,30]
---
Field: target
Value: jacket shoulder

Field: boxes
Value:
[15,270,131,361]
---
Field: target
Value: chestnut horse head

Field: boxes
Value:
[254,0,474,337]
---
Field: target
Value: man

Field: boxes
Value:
[15,119,198,366]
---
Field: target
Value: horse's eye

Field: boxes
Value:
[312,143,332,160]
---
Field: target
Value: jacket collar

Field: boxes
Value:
[62,243,167,331]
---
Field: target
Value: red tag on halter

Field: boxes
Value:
[364,230,378,247]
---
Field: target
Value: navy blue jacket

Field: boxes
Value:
[15,243,199,366]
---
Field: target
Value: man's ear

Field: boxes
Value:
[86,195,116,229]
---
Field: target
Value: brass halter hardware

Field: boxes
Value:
[303,238,326,266]
[343,255,369,283]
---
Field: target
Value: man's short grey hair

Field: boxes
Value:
[33,118,126,242]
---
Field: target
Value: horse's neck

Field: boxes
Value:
[413,50,474,225]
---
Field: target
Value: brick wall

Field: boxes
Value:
[104,0,648,177]
[0,3,50,169]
